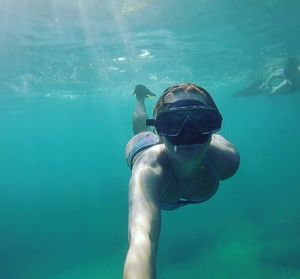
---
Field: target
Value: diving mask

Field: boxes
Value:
[146,100,222,145]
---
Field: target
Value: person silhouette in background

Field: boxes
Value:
[124,83,240,279]
[233,57,300,97]
[261,57,300,96]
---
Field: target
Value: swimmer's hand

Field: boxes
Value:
[269,87,278,97]
[132,84,156,99]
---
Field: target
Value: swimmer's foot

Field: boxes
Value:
[132,84,156,99]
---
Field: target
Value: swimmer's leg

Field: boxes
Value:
[132,85,155,134]
[232,80,265,97]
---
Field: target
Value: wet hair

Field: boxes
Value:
[153,83,216,117]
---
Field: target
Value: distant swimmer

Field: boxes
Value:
[262,57,300,96]
[233,57,300,97]
[124,83,240,279]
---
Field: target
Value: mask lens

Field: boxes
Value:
[156,111,185,136]
[156,108,220,136]
[193,110,220,133]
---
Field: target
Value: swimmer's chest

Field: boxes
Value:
[160,162,219,203]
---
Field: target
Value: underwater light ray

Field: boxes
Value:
[109,1,137,69]
[110,0,155,72]
[76,0,97,48]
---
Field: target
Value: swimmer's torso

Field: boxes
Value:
[136,144,219,205]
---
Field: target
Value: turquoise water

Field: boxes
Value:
[1,0,300,278]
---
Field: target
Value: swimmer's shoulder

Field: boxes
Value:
[207,134,240,180]
[132,144,170,191]
[133,143,167,171]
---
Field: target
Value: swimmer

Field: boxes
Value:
[233,57,300,97]
[261,57,300,96]
[124,83,240,279]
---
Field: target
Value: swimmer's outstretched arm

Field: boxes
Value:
[270,79,292,96]
[261,71,284,89]
[123,163,161,279]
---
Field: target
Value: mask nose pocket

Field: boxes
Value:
[180,117,198,135]
[176,117,200,143]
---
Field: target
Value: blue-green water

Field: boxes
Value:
[1,0,300,278]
